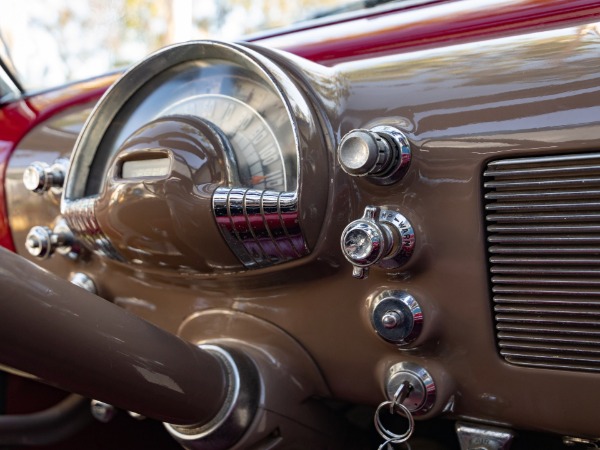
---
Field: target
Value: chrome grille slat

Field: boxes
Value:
[483,163,600,178]
[492,276,600,286]
[499,342,600,354]
[493,286,600,296]
[491,266,600,275]
[495,305,600,316]
[498,332,600,345]
[497,323,600,336]
[485,189,600,201]
[485,152,600,373]
[489,245,600,255]
[488,224,600,234]
[486,200,600,211]
[489,256,600,265]
[484,177,600,190]
[489,234,600,244]
[486,212,600,222]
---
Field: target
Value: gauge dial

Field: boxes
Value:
[63,41,328,273]
[161,94,286,191]
[86,60,296,196]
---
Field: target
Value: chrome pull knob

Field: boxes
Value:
[338,126,411,184]
[22,158,68,194]
[341,206,415,279]
[25,219,75,259]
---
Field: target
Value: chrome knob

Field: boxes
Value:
[22,158,67,194]
[25,219,75,259]
[69,273,97,294]
[25,226,53,259]
[341,206,415,279]
[372,291,422,345]
[338,126,411,183]
[90,400,116,423]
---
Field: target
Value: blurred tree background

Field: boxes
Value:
[0,0,349,90]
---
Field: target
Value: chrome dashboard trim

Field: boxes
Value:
[213,187,307,268]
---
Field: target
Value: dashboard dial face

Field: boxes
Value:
[86,59,296,196]
[161,94,286,191]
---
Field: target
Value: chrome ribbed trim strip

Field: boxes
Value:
[213,187,308,269]
[485,152,600,373]
[62,198,122,260]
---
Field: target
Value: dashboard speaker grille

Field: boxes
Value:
[484,152,600,372]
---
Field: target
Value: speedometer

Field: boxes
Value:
[162,94,287,191]
[62,41,328,274]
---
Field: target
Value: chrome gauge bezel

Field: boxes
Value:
[61,40,328,272]
[63,41,306,201]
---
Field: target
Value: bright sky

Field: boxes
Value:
[0,0,345,91]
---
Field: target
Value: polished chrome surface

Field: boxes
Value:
[165,344,260,450]
[22,158,67,194]
[25,218,74,259]
[456,422,514,450]
[69,273,97,295]
[385,362,435,415]
[341,206,414,278]
[381,310,403,329]
[338,126,411,183]
[372,291,422,345]
[63,198,120,260]
[485,152,600,373]
[213,187,308,268]
[338,129,390,176]
[25,226,53,259]
[341,206,390,279]
[90,400,116,423]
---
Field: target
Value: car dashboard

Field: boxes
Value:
[2,4,600,449]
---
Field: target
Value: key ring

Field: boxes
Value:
[374,381,415,449]
[374,400,415,444]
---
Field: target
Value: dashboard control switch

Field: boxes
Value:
[25,219,75,259]
[372,291,422,345]
[386,362,436,415]
[341,206,415,279]
[22,158,68,194]
[69,273,97,295]
[90,400,116,423]
[338,125,410,184]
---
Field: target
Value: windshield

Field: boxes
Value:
[0,0,400,93]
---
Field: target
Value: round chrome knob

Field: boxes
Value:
[70,273,97,294]
[25,219,75,259]
[372,291,422,345]
[22,159,67,194]
[341,206,415,279]
[338,126,411,183]
[338,129,391,176]
[381,310,404,329]
[25,226,53,258]
[342,220,390,266]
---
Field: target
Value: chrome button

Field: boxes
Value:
[25,219,76,259]
[22,158,68,194]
